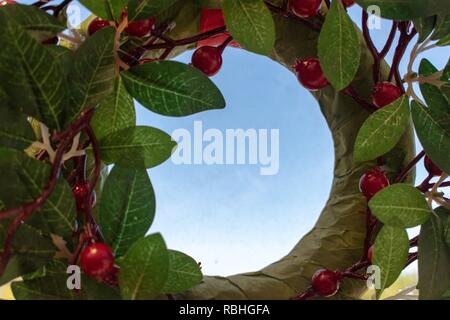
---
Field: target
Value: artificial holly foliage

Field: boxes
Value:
[0,0,448,301]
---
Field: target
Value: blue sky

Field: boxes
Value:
[19,1,449,276]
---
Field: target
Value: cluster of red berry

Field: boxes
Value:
[309,151,443,298]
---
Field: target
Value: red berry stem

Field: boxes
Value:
[405,252,418,268]
[264,0,322,32]
[290,287,315,300]
[409,236,418,248]
[141,26,227,51]
[362,10,380,83]
[343,86,378,113]
[342,271,369,281]
[388,22,417,89]
[218,36,234,54]
[395,150,426,183]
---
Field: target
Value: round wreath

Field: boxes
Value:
[0,0,448,300]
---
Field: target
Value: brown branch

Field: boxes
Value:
[0,109,95,276]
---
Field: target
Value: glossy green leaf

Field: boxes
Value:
[418,207,450,299]
[318,0,360,90]
[419,59,449,112]
[91,77,136,140]
[128,0,179,21]
[119,233,169,300]
[79,0,128,21]
[369,184,432,228]
[67,27,116,123]
[0,148,77,239]
[12,260,121,300]
[0,109,35,150]
[121,61,225,116]
[100,166,156,256]
[414,16,436,43]
[0,15,67,130]
[354,95,409,162]
[162,250,203,293]
[0,3,65,33]
[412,101,450,175]
[355,0,450,20]
[0,224,55,286]
[373,225,409,299]
[222,0,275,55]
[99,126,176,169]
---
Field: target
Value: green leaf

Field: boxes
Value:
[98,126,176,169]
[100,166,156,256]
[79,0,128,21]
[0,16,68,130]
[162,250,202,294]
[369,183,432,228]
[0,3,65,33]
[354,95,410,162]
[91,77,136,140]
[419,59,449,112]
[222,0,275,55]
[413,16,436,43]
[67,27,116,124]
[119,233,169,300]
[373,225,409,299]
[0,148,77,239]
[431,14,450,41]
[0,224,56,286]
[128,0,179,21]
[437,33,450,46]
[121,61,225,116]
[411,101,450,175]
[318,0,361,91]
[437,207,450,248]
[12,260,121,300]
[355,0,450,20]
[418,207,450,299]
[0,109,35,150]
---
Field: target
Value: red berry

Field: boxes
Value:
[341,0,355,8]
[359,167,390,200]
[192,46,223,77]
[293,58,329,91]
[372,82,403,108]
[367,246,374,263]
[424,155,443,177]
[79,243,115,277]
[126,17,155,37]
[311,269,341,297]
[42,37,59,45]
[289,0,322,19]
[198,8,239,48]
[88,18,110,36]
